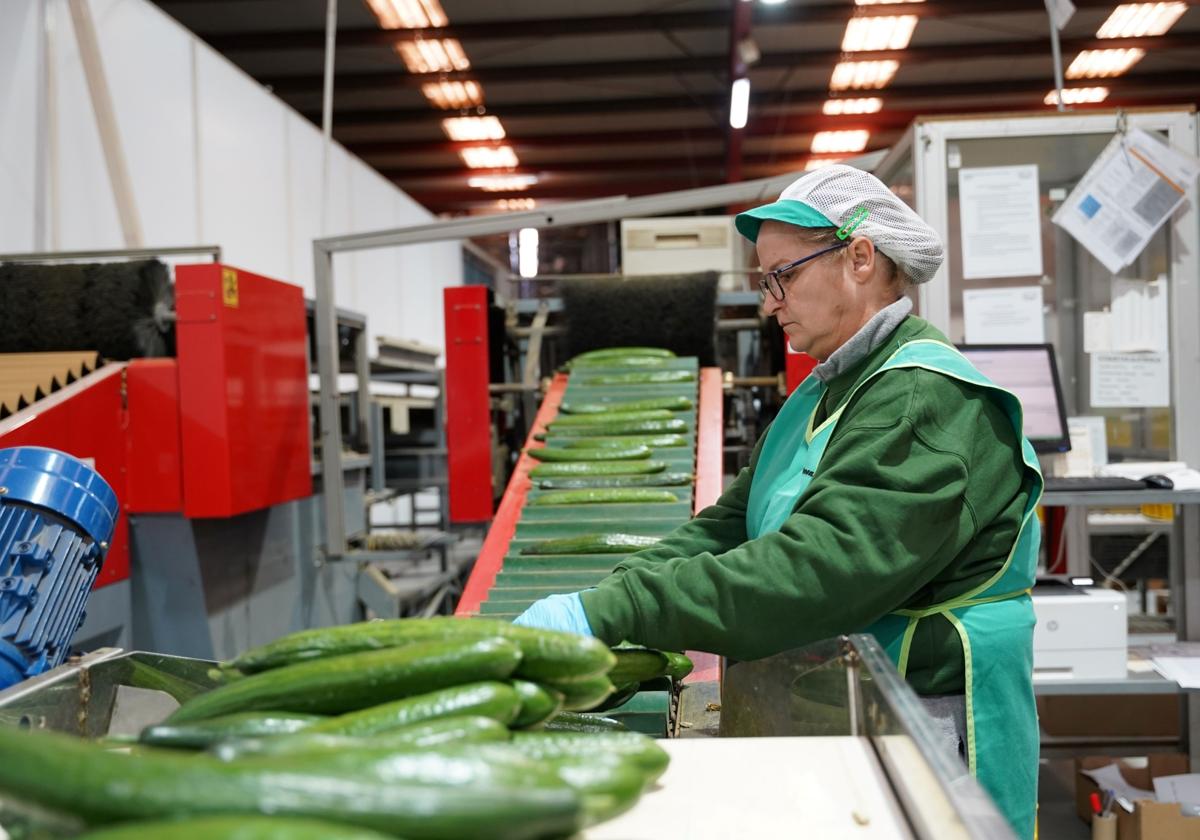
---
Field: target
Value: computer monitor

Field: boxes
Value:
[955,343,1071,454]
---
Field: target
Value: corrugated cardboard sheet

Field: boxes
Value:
[0,352,100,418]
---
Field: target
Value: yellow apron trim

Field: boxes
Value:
[944,610,978,776]
[895,587,1032,620]
[896,616,920,677]
[805,399,846,445]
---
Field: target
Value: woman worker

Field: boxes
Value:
[515,165,1043,839]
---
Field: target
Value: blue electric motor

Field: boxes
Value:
[0,447,118,690]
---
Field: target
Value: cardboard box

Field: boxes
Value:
[1075,755,1200,839]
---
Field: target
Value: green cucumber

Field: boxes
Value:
[560,396,692,414]
[569,347,674,364]
[169,637,523,723]
[226,617,616,683]
[0,725,583,840]
[511,680,565,728]
[551,753,645,825]
[521,533,661,556]
[543,674,616,711]
[139,712,324,749]
[511,730,670,785]
[563,434,689,448]
[609,647,672,686]
[529,488,678,506]
[536,472,693,490]
[550,410,673,426]
[528,445,651,462]
[528,460,666,478]
[580,370,695,385]
[593,682,640,712]
[77,816,396,839]
[569,357,673,370]
[307,681,521,735]
[212,715,511,761]
[546,419,688,436]
[664,651,695,681]
[542,712,629,732]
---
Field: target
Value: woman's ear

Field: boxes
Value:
[845,236,876,285]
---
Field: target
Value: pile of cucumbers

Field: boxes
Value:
[0,617,692,840]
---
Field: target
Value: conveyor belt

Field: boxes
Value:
[457,357,723,735]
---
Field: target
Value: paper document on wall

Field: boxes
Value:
[962,286,1045,344]
[1090,352,1170,407]
[1111,275,1169,352]
[1083,312,1112,353]
[958,165,1044,279]
[1053,128,1200,273]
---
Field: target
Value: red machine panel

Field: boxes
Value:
[124,359,183,513]
[0,365,130,588]
[785,345,817,393]
[443,286,494,522]
[175,264,312,518]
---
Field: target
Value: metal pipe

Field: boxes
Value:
[320,0,338,234]
[0,245,222,262]
[488,383,542,394]
[313,244,348,557]
[717,318,761,331]
[1045,0,1067,112]
[511,325,566,338]
[67,0,143,248]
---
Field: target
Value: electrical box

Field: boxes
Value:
[620,216,750,292]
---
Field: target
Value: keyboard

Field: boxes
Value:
[1043,476,1148,492]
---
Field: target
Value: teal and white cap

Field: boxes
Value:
[735,164,945,285]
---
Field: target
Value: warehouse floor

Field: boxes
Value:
[1040,759,1091,839]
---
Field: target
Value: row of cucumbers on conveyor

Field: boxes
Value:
[475,346,700,736]
[0,617,692,840]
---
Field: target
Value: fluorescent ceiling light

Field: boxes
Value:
[459,145,519,169]
[442,116,506,141]
[1097,3,1186,38]
[830,60,899,90]
[469,174,538,191]
[1044,86,1110,105]
[811,130,870,154]
[805,157,846,171]
[364,0,449,29]
[498,198,536,210]
[729,78,751,129]
[841,16,918,51]
[822,97,883,115]
[518,228,539,278]
[421,80,484,109]
[855,0,923,4]
[395,38,470,73]
[761,0,789,5]
[1065,48,1145,79]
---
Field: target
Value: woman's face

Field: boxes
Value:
[756,221,856,361]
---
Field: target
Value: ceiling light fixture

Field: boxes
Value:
[1043,86,1110,105]
[830,60,899,90]
[811,130,870,154]
[441,116,506,141]
[498,198,536,210]
[469,174,538,191]
[841,15,918,51]
[364,0,449,29]
[854,0,924,4]
[1097,3,1187,38]
[459,145,520,169]
[421,80,484,109]
[822,97,883,115]
[729,77,751,129]
[804,157,847,171]
[1065,48,1145,79]
[395,38,470,74]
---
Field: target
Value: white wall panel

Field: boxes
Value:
[0,2,39,252]
[94,0,197,247]
[195,42,288,280]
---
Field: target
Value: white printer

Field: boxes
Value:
[1032,577,1127,680]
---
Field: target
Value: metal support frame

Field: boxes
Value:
[0,245,221,263]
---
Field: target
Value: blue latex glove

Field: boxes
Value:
[513,592,594,636]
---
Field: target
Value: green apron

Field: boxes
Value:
[745,338,1043,840]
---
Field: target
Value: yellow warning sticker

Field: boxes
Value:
[222,267,239,308]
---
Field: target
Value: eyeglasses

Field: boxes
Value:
[758,242,849,302]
